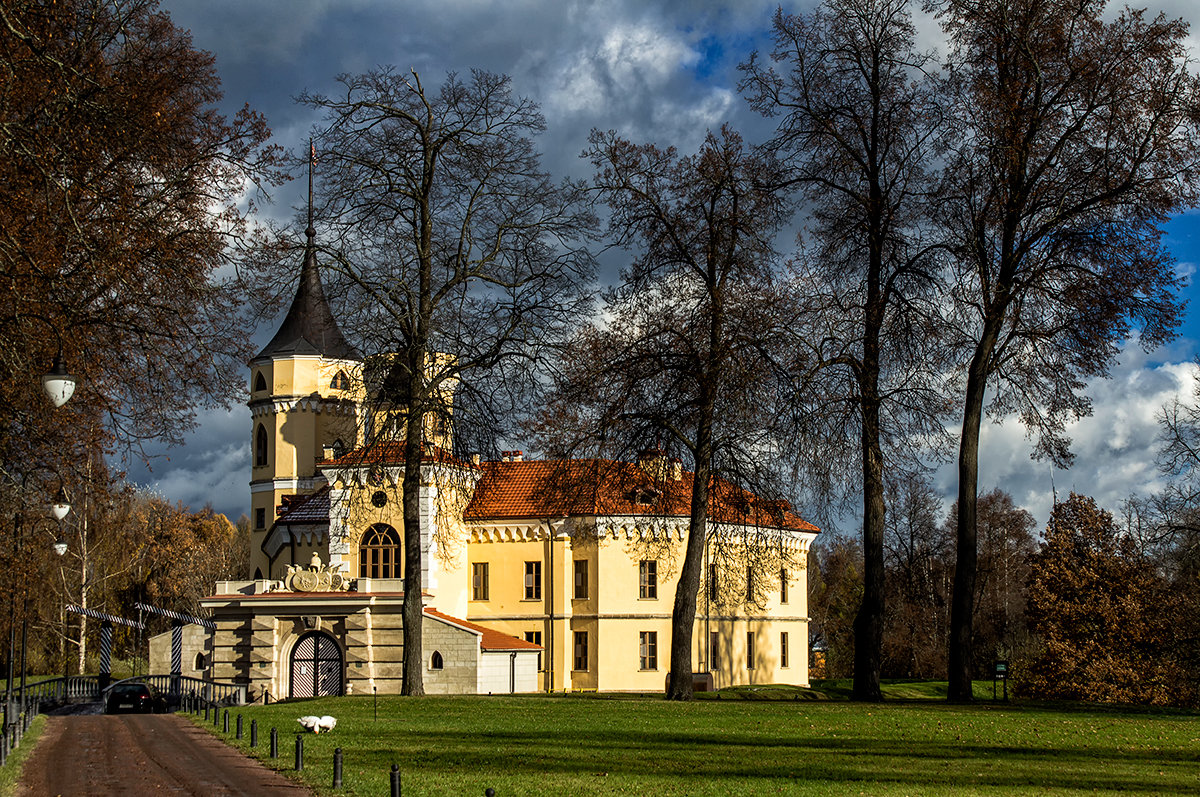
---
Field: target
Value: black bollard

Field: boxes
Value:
[204,704,209,721]
[250,718,258,748]
[236,714,243,740]
[295,734,304,771]
[223,709,229,733]
[270,727,278,758]
[332,747,343,789]
[390,763,401,797]
[213,705,219,727]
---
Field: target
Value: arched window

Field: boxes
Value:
[194,652,207,671]
[254,567,264,580]
[430,651,443,670]
[331,438,345,459]
[359,524,401,579]
[331,370,349,390]
[255,424,268,467]
[254,371,267,392]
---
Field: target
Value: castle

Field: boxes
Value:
[187,217,819,697]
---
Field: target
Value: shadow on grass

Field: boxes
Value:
[283,696,1197,795]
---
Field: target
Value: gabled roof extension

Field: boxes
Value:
[424,608,543,652]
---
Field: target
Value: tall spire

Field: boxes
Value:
[253,141,360,362]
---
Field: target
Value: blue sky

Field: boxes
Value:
[137,0,1200,533]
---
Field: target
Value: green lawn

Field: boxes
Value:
[186,683,1200,796]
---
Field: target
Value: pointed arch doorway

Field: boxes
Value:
[290,631,343,697]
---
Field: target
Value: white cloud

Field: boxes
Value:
[931,343,1199,533]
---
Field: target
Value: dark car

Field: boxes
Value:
[105,682,165,714]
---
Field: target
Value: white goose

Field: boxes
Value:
[297,715,337,734]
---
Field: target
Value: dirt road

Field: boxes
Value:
[17,712,311,796]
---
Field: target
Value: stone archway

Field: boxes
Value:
[290,630,343,698]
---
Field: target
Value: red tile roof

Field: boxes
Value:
[464,459,818,532]
[424,608,543,651]
[318,441,472,469]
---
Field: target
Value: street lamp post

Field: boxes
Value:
[4,353,78,739]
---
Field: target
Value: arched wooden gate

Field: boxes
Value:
[290,631,343,698]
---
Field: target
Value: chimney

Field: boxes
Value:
[471,453,481,466]
[670,457,683,481]
[637,448,668,481]
[322,444,335,461]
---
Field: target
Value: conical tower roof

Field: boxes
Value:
[254,147,360,363]
[253,231,361,362]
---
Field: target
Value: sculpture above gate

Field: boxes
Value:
[284,552,348,592]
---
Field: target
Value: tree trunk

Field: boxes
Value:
[400,392,426,696]
[666,399,715,701]
[853,390,885,701]
[948,344,991,702]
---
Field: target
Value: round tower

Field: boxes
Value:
[247,171,362,579]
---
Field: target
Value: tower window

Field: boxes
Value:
[254,371,267,392]
[359,524,401,579]
[430,651,443,670]
[255,424,268,467]
[331,370,350,391]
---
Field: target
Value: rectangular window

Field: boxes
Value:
[255,507,266,530]
[639,631,658,670]
[639,560,658,599]
[574,559,588,600]
[746,631,756,669]
[524,561,542,600]
[573,631,588,671]
[746,565,755,602]
[780,567,789,604]
[709,631,720,671]
[472,562,489,601]
[524,630,543,671]
[709,570,719,603]
[781,631,789,669]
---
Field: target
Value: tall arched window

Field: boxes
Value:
[331,370,350,390]
[254,371,267,392]
[359,524,401,579]
[255,424,269,467]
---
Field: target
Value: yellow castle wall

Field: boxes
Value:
[463,524,812,693]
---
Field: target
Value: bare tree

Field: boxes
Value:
[881,471,951,678]
[933,0,1200,701]
[302,68,595,695]
[740,0,949,700]
[551,124,796,700]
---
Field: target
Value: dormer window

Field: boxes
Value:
[331,370,350,391]
[254,371,267,392]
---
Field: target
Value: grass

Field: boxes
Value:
[186,684,1200,796]
[0,715,46,797]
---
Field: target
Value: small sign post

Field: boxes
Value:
[993,660,1009,702]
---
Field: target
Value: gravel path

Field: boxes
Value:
[17,712,312,796]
